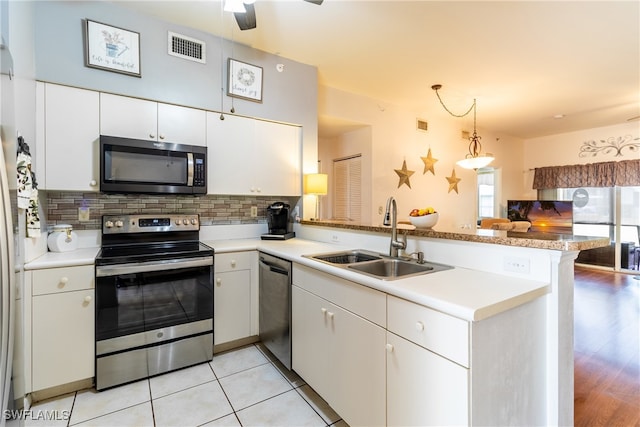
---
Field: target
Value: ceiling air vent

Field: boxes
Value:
[168,32,206,64]
[416,118,428,132]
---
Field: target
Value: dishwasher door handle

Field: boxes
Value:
[259,257,290,276]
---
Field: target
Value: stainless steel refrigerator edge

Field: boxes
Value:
[258,253,292,369]
[0,23,17,425]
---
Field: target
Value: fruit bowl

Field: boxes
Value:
[409,212,439,229]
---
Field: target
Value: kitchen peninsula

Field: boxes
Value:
[290,220,608,425]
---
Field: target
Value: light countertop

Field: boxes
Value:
[24,238,550,322]
[208,238,550,322]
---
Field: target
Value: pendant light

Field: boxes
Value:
[431,84,494,170]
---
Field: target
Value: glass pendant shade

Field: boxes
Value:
[456,155,494,169]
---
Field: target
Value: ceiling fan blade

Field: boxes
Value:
[234,3,256,31]
[303,0,324,5]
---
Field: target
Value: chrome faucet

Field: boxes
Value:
[383,196,406,257]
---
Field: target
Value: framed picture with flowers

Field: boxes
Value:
[227,58,263,102]
[84,19,141,77]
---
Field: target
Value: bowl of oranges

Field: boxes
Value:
[408,207,438,229]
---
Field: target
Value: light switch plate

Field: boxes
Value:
[78,207,90,221]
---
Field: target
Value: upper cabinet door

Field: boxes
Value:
[100,93,158,141]
[43,83,100,191]
[158,103,206,147]
[206,113,255,195]
[254,120,301,196]
[207,114,301,196]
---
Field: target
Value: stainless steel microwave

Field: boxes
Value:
[100,135,207,195]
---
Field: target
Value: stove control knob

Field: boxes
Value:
[182,219,189,225]
[175,219,181,225]
[105,220,114,228]
[115,220,124,228]
[191,218,198,225]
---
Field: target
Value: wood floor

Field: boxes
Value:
[573,266,640,427]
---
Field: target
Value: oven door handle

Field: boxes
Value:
[96,256,213,277]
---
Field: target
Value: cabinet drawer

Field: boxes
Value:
[293,263,386,327]
[215,251,255,273]
[32,265,95,296]
[387,295,469,367]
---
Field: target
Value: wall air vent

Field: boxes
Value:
[168,32,206,64]
[416,118,428,132]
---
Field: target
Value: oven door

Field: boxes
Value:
[95,256,213,343]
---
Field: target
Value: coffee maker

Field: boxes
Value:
[261,202,295,240]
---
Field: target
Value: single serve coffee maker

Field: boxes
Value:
[261,202,295,240]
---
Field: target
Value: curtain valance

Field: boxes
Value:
[532,159,640,189]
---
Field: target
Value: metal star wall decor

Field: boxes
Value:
[421,148,438,175]
[446,168,461,194]
[394,160,415,188]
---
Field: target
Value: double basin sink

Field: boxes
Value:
[304,250,452,281]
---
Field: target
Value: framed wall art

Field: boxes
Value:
[84,19,141,77]
[227,58,263,102]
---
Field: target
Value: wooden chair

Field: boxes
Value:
[479,218,511,229]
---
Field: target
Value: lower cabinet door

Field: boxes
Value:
[386,332,469,426]
[214,270,251,345]
[32,290,95,391]
[292,285,386,426]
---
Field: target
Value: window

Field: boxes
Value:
[332,155,362,222]
[543,186,640,271]
[477,168,496,220]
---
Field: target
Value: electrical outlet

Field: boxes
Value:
[378,206,383,215]
[250,206,258,217]
[78,207,90,221]
[503,256,530,274]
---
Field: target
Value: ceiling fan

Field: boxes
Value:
[231,0,323,31]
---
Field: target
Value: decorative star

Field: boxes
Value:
[394,160,415,189]
[446,168,461,194]
[421,148,438,175]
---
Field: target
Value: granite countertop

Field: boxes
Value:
[300,220,610,251]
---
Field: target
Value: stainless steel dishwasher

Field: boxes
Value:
[258,252,292,369]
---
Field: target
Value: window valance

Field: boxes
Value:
[532,159,640,189]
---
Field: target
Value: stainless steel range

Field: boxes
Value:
[94,214,214,391]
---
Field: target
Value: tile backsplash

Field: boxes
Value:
[46,191,299,230]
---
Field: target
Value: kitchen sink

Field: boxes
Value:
[347,258,452,280]
[304,250,452,280]
[305,250,383,265]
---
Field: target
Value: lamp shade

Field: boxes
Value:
[456,154,494,170]
[304,173,328,195]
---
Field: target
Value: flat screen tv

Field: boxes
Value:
[507,200,573,234]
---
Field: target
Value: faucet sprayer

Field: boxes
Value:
[383,197,393,226]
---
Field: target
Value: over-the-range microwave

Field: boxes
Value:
[100,135,207,195]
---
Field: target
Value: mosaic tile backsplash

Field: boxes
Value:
[46,192,299,230]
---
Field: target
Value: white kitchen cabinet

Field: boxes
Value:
[206,113,301,196]
[386,296,469,426]
[214,251,258,346]
[36,82,100,191]
[30,265,95,392]
[292,264,386,427]
[100,93,206,146]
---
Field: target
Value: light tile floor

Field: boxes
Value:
[22,344,348,427]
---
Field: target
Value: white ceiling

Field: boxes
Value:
[117,0,639,139]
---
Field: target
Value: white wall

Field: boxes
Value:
[319,86,526,230]
[522,122,640,198]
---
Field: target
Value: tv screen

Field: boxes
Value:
[507,200,573,234]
